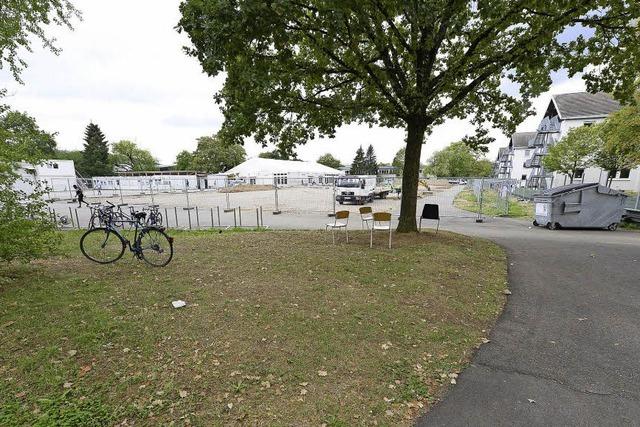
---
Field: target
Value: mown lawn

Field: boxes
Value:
[0,229,507,426]
[454,188,534,218]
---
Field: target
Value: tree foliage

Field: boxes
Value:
[0,110,57,157]
[364,144,378,175]
[175,150,194,170]
[350,146,366,175]
[392,148,405,176]
[191,134,246,173]
[258,149,297,160]
[178,0,640,231]
[80,122,110,177]
[317,153,341,169]
[0,104,59,263]
[543,125,599,183]
[424,142,493,177]
[111,140,157,171]
[0,0,81,83]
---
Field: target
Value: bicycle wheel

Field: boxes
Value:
[136,227,173,267]
[80,227,126,264]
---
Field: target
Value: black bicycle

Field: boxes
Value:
[80,205,174,267]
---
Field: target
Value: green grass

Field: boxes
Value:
[454,189,534,218]
[0,229,507,425]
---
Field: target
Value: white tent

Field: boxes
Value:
[224,158,343,186]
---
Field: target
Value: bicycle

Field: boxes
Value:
[144,204,163,227]
[80,203,174,267]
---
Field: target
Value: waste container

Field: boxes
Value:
[533,183,627,230]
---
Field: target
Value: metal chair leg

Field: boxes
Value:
[345,227,349,243]
[370,228,373,248]
[436,219,440,234]
[388,227,392,249]
[419,218,422,232]
[332,228,335,245]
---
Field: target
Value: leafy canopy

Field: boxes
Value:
[0,0,81,83]
[0,109,57,157]
[424,142,493,177]
[317,153,341,169]
[191,134,246,173]
[392,148,405,176]
[111,140,158,172]
[258,149,297,160]
[543,125,599,183]
[175,150,194,170]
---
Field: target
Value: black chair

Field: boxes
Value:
[419,204,440,233]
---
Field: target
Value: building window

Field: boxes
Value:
[619,169,630,179]
[274,173,288,185]
[574,169,584,179]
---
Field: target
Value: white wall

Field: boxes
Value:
[510,148,533,184]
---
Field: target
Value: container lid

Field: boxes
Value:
[538,182,598,196]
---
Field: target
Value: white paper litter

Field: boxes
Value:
[172,300,186,308]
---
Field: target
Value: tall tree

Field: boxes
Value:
[0,0,81,83]
[191,134,246,173]
[111,140,157,171]
[364,144,378,175]
[543,125,599,183]
[350,146,366,175]
[80,123,110,177]
[179,1,640,231]
[392,148,405,176]
[317,153,341,169]
[0,110,57,157]
[175,150,194,170]
[424,142,492,177]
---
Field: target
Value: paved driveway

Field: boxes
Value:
[418,218,640,426]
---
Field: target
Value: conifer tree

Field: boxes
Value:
[351,146,366,175]
[80,122,111,177]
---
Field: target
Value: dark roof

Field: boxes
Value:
[551,92,620,120]
[509,132,537,149]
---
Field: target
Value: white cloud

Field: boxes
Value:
[0,0,588,166]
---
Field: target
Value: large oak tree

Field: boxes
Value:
[178,0,640,231]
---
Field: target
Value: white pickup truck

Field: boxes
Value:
[335,175,391,205]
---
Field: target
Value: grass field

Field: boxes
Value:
[0,230,507,425]
[454,189,534,218]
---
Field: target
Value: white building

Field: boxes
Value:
[15,159,78,198]
[497,92,640,192]
[223,158,344,186]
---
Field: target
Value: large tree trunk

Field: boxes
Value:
[397,117,426,233]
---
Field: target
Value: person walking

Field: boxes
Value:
[73,184,89,207]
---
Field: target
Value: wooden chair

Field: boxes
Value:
[359,206,373,229]
[419,204,440,233]
[370,212,392,249]
[326,210,349,244]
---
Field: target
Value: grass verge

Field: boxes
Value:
[0,229,507,425]
[454,188,534,218]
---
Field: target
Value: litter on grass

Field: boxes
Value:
[172,300,187,308]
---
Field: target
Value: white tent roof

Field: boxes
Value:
[224,157,344,176]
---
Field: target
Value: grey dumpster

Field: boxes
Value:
[533,183,627,230]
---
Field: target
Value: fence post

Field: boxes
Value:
[174,206,179,228]
[225,180,231,210]
[75,208,81,229]
[233,208,237,227]
[68,207,75,228]
[329,181,336,217]
[476,178,484,223]
[238,206,242,227]
[164,208,169,229]
[210,207,214,229]
[273,177,281,215]
[195,206,200,228]
[260,206,263,227]
[67,178,73,200]
[256,208,259,227]
[217,206,221,227]
[118,181,124,204]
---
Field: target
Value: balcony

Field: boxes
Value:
[537,115,561,133]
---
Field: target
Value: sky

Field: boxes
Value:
[0,0,589,166]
